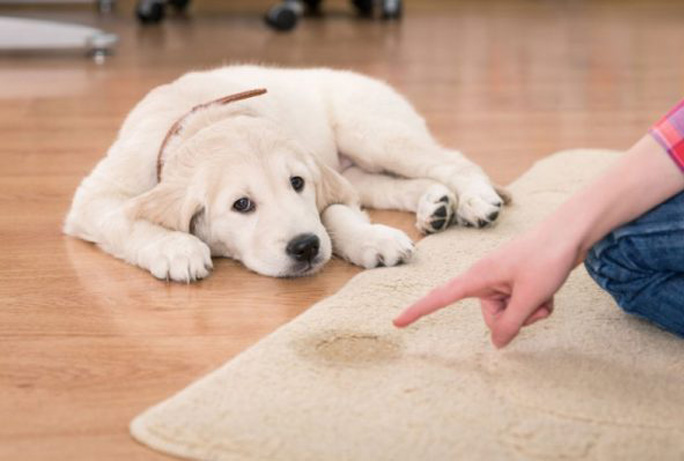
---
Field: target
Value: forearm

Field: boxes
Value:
[539,134,684,265]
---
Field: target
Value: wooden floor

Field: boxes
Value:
[1,0,683,459]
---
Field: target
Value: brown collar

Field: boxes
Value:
[156,88,268,182]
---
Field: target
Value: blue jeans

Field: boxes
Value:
[584,191,684,337]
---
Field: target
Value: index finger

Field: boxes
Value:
[393,271,489,328]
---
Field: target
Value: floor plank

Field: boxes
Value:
[1,0,683,459]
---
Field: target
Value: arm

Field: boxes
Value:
[563,134,684,262]
[394,133,684,348]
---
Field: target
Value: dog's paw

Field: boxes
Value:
[137,233,213,282]
[455,180,504,228]
[416,184,456,234]
[350,224,414,269]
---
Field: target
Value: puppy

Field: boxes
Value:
[64,65,508,281]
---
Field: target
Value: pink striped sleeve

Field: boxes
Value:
[650,99,684,172]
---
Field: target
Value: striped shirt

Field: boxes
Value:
[650,99,684,172]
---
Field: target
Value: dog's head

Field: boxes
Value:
[128,115,357,277]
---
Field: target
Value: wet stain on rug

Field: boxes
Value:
[294,331,403,368]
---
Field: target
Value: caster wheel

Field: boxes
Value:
[136,0,165,24]
[91,48,108,64]
[352,0,373,17]
[87,32,117,63]
[382,0,402,19]
[303,0,322,14]
[169,0,190,12]
[265,4,299,31]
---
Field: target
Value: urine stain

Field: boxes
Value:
[295,331,402,367]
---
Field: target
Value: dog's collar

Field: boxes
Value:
[156,88,268,182]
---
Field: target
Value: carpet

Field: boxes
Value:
[130,150,684,460]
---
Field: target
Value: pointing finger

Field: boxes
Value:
[393,271,490,328]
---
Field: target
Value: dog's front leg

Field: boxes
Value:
[321,204,414,268]
[75,205,213,283]
[120,220,213,282]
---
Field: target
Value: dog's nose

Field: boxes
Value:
[286,234,320,262]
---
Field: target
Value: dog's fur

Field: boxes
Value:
[64,66,508,281]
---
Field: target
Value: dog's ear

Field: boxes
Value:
[127,182,204,233]
[313,161,359,212]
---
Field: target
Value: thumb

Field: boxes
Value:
[489,285,544,348]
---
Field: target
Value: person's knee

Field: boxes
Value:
[584,234,651,313]
[586,236,684,336]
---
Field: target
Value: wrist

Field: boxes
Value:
[534,199,595,266]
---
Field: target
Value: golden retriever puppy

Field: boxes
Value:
[64,65,507,281]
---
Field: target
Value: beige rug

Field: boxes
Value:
[131,150,684,460]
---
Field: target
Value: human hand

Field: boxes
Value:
[395,134,684,347]
[393,228,581,348]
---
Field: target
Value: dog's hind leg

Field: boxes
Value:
[327,75,508,227]
[336,118,506,227]
[336,117,506,227]
[342,166,457,234]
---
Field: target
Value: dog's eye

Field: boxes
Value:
[290,176,305,192]
[232,197,254,213]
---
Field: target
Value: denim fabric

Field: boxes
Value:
[584,191,684,337]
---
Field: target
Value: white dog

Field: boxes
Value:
[64,65,508,281]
